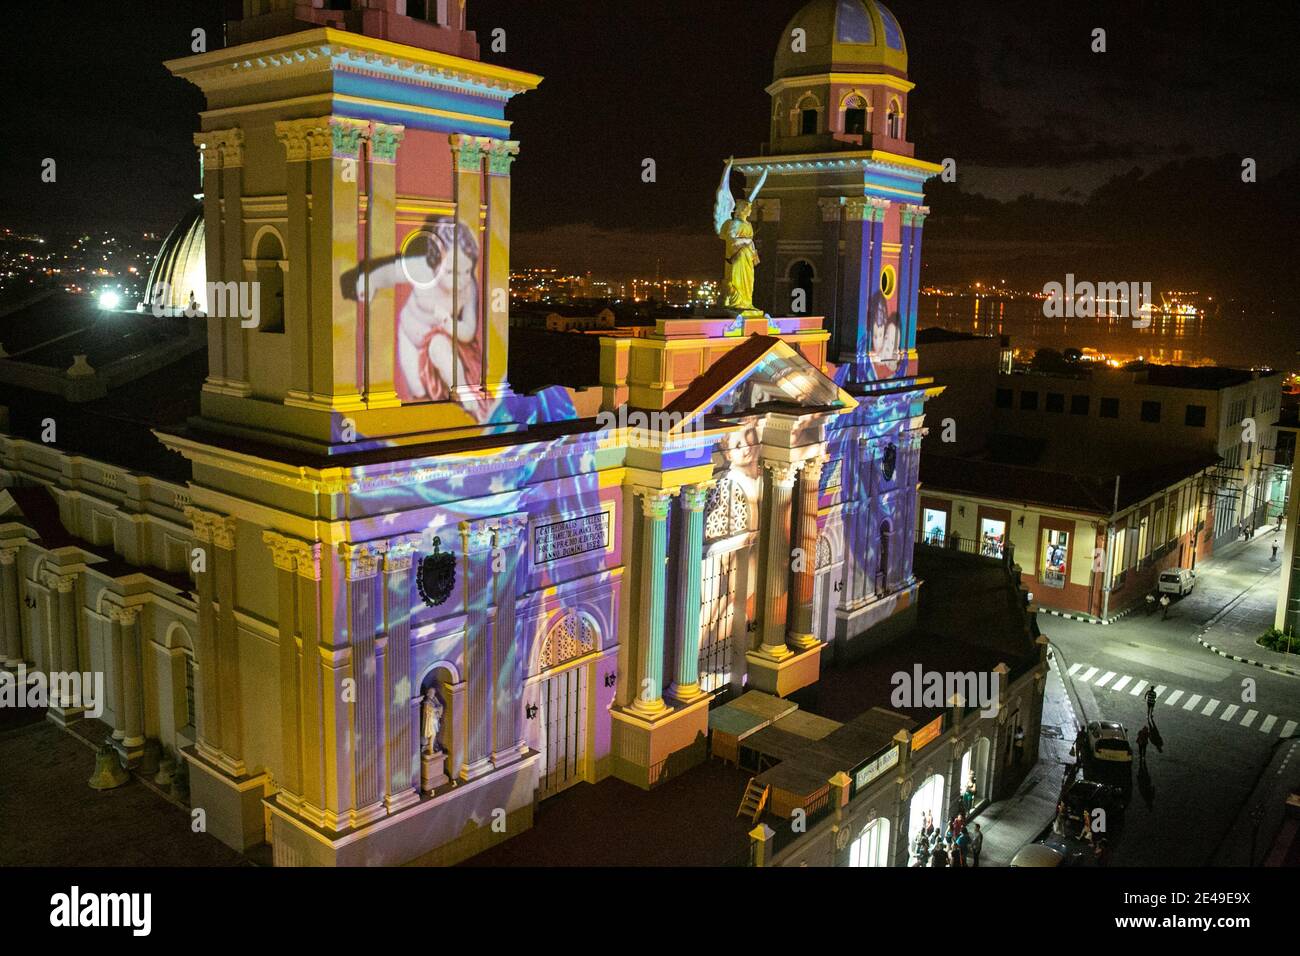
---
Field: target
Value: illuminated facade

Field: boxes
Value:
[0,0,939,866]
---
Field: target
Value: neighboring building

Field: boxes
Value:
[0,0,947,867]
[915,327,1006,457]
[509,306,617,332]
[994,364,1283,549]
[1275,405,1299,635]
[918,450,1216,620]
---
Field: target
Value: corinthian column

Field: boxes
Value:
[668,484,711,703]
[630,489,673,716]
[789,455,826,651]
[115,606,145,750]
[758,462,798,661]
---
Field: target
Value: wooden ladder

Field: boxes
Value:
[737,778,770,824]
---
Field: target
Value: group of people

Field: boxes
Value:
[911,811,983,868]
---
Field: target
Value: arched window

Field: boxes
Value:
[795,94,820,136]
[788,260,815,314]
[850,817,890,867]
[886,99,903,139]
[704,479,751,543]
[539,610,597,671]
[843,95,868,136]
[253,230,286,334]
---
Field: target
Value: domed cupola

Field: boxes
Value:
[139,201,207,315]
[766,0,914,156]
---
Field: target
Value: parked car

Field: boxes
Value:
[1086,720,1133,765]
[1010,835,1089,867]
[1158,567,1196,596]
[1063,779,1127,837]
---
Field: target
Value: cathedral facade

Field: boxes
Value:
[0,0,939,866]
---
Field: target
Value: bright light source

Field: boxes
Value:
[97,290,120,310]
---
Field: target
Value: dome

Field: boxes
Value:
[774,0,908,82]
[139,201,207,315]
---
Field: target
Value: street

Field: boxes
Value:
[1040,530,1299,866]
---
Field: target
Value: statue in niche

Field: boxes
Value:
[421,686,445,756]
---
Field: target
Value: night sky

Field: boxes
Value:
[2,0,1296,293]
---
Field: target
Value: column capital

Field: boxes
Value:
[108,604,141,626]
[184,506,235,547]
[382,537,421,574]
[818,196,844,222]
[339,541,382,581]
[330,116,370,161]
[274,116,333,163]
[901,203,930,227]
[633,486,676,519]
[262,530,302,573]
[764,460,799,488]
[844,195,889,222]
[449,133,487,173]
[486,139,520,176]
[53,574,78,595]
[680,482,714,512]
[194,128,244,168]
[800,454,829,482]
[0,546,18,565]
[370,122,406,164]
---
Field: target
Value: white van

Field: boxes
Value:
[1158,567,1195,596]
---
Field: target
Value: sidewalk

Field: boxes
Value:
[976,661,1077,866]
[1191,529,1299,676]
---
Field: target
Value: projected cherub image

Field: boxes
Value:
[352,218,482,408]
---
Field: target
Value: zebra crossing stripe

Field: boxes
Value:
[1182,694,1202,711]
[1282,720,1298,738]
[1259,715,1278,734]
[1153,685,1167,698]
[1164,689,1184,706]
[1081,666,1099,682]
[1130,680,1148,697]
[1219,704,1239,721]
[1112,675,1132,692]
[1068,663,1083,676]
[1202,699,1220,717]
[1095,671,1117,689]
[1241,710,1259,728]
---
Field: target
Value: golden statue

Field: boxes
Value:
[713,158,768,315]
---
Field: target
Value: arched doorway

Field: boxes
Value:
[812,534,837,644]
[850,816,890,867]
[908,773,946,856]
[536,610,595,799]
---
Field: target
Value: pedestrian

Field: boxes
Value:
[955,826,970,867]
[1053,800,1067,836]
[931,844,948,867]
[1272,540,1279,561]
[1145,592,1155,614]
[1145,684,1157,720]
[1136,724,1149,760]
[970,823,983,867]
[963,771,977,812]
[1159,593,1170,619]
[1013,724,1025,766]
[1094,837,1111,867]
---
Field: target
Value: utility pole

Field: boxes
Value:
[1101,475,1120,621]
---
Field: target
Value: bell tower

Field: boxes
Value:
[167,0,540,455]
[739,0,939,385]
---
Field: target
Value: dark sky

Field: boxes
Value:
[2,0,1297,292]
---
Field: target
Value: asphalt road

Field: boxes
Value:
[1042,534,1299,866]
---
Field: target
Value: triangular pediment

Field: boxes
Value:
[664,335,856,433]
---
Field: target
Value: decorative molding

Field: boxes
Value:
[681,482,713,513]
[633,487,675,520]
[194,128,245,169]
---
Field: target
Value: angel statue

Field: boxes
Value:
[713,158,768,315]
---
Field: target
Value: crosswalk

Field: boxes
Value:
[1066,662,1298,739]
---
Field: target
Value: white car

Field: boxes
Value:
[1086,721,1133,764]
[1158,568,1195,596]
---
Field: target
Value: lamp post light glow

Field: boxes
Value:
[97,290,121,310]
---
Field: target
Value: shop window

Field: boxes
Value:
[1020,390,1038,411]
[1185,404,1207,427]
[1046,392,1065,413]
[1140,400,1161,423]
[1041,528,1068,588]
[1070,394,1090,415]
[996,387,1012,409]
[1100,397,1120,418]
